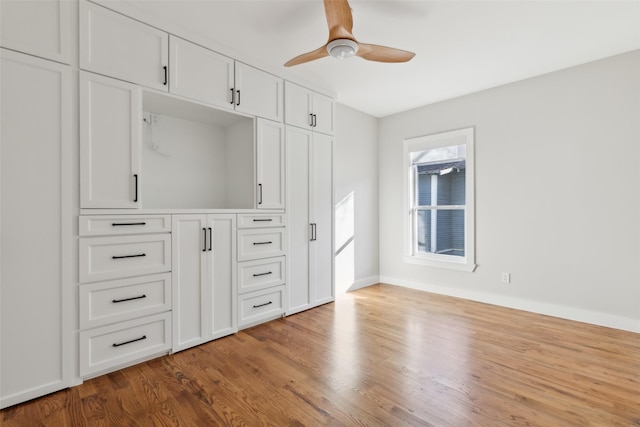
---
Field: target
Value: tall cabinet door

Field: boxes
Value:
[207,214,237,339]
[172,215,207,352]
[310,133,334,304]
[1,49,72,409]
[286,126,312,313]
[0,0,71,64]
[80,72,141,208]
[256,119,285,210]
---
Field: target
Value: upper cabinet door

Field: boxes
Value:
[284,81,313,130]
[312,92,334,135]
[80,72,141,209]
[0,0,71,64]
[256,119,285,210]
[169,36,234,110]
[235,63,283,122]
[80,0,169,91]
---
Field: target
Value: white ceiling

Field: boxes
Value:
[101,0,640,117]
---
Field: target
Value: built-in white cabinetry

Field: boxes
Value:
[256,119,285,210]
[286,126,334,315]
[78,215,172,377]
[285,81,334,135]
[168,36,283,122]
[237,214,287,329]
[172,214,237,352]
[1,49,72,409]
[80,71,141,209]
[0,0,71,64]
[80,0,169,91]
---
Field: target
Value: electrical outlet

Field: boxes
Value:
[501,272,511,284]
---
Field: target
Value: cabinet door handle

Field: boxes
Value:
[258,183,263,205]
[252,241,272,245]
[310,223,317,241]
[113,335,147,347]
[133,174,138,203]
[163,66,168,86]
[112,222,146,227]
[253,301,272,308]
[253,218,272,222]
[230,88,235,105]
[208,227,212,251]
[309,113,314,127]
[236,89,241,106]
[112,253,146,259]
[202,228,207,252]
[112,294,147,303]
[252,271,272,277]
[313,114,317,127]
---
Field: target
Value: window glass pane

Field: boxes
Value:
[436,168,465,205]
[410,144,466,164]
[417,173,431,206]
[416,209,465,257]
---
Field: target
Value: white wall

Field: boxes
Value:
[378,50,640,332]
[333,103,380,293]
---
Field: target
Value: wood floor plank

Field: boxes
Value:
[2,284,639,426]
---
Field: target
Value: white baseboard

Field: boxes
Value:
[379,276,640,333]
[346,276,380,292]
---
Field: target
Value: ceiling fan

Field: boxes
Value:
[284,0,415,67]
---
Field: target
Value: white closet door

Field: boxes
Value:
[286,126,312,314]
[312,92,335,136]
[208,214,237,339]
[256,119,285,210]
[0,49,72,409]
[284,81,312,130]
[310,133,334,305]
[0,0,71,64]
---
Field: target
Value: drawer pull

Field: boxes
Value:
[112,253,146,259]
[112,294,147,303]
[253,271,272,277]
[253,218,273,222]
[112,222,147,227]
[252,241,272,246]
[112,335,147,347]
[253,301,273,309]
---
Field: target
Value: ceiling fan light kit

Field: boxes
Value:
[284,0,415,67]
[327,39,359,59]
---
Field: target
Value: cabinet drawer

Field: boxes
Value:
[80,234,171,283]
[237,228,286,261]
[238,256,285,294]
[237,213,286,229]
[238,286,285,329]
[79,273,171,330]
[79,215,171,236]
[79,312,171,377]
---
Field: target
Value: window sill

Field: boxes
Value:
[403,255,476,272]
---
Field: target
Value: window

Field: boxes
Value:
[403,127,475,271]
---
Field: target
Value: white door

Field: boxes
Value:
[256,119,285,210]
[235,62,283,122]
[312,92,335,136]
[0,0,71,64]
[80,72,141,208]
[1,50,72,409]
[171,215,207,352]
[169,36,235,110]
[310,133,334,305]
[284,81,312,130]
[208,214,237,339]
[286,126,312,314]
[79,0,169,91]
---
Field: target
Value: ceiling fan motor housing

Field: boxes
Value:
[327,39,359,59]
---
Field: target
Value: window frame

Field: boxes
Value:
[403,127,476,272]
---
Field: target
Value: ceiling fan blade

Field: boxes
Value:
[356,43,416,63]
[284,45,329,67]
[324,0,355,40]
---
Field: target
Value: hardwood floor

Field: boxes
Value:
[2,284,639,426]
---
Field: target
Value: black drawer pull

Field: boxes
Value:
[253,301,273,309]
[113,335,147,347]
[112,222,146,227]
[112,294,147,303]
[252,241,272,245]
[253,271,272,277]
[253,218,273,222]
[112,253,146,259]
